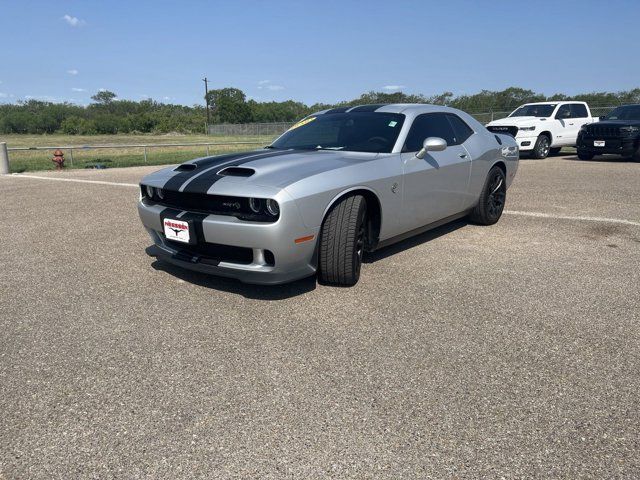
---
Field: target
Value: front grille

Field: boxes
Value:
[143,188,277,223]
[487,125,519,137]
[165,238,255,265]
[586,125,621,138]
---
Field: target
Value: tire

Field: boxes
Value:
[633,146,640,162]
[577,151,594,160]
[469,166,506,226]
[318,195,367,286]
[550,147,562,156]
[531,134,551,159]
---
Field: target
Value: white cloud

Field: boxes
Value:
[71,87,85,92]
[163,96,172,101]
[62,14,86,27]
[382,85,405,91]
[98,88,107,92]
[0,92,7,98]
[67,69,79,75]
[257,80,284,91]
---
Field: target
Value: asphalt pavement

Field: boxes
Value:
[1,154,639,479]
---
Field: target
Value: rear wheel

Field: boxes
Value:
[318,195,367,286]
[578,151,594,160]
[531,134,551,159]
[469,166,506,225]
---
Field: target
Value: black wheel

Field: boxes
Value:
[549,147,562,156]
[577,151,594,160]
[318,195,367,286]
[469,166,506,225]
[531,134,551,159]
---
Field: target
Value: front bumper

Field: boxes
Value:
[513,133,538,151]
[138,198,319,285]
[577,134,638,157]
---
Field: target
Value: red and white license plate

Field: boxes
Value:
[163,218,190,243]
[594,140,605,147]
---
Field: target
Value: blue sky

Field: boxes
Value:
[0,0,638,106]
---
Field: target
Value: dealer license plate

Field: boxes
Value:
[594,140,605,147]
[163,218,190,243]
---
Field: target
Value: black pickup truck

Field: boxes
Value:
[577,104,640,161]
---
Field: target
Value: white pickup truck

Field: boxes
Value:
[486,101,596,158]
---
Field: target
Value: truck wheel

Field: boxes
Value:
[550,147,562,156]
[318,195,367,286]
[578,151,594,160]
[468,166,506,226]
[531,134,551,159]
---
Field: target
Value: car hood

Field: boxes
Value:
[594,119,640,127]
[488,116,549,127]
[141,148,383,195]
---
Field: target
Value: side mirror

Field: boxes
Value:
[416,137,447,159]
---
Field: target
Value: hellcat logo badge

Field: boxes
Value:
[391,182,399,193]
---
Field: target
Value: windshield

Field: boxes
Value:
[604,105,640,121]
[510,104,556,118]
[270,112,406,153]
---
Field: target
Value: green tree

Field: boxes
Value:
[91,90,117,104]
[206,88,252,123]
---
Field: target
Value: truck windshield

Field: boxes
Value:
[510,104,556,117]
[270,112,405,153]
[604,105,640,121]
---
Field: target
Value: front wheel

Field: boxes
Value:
[531,134,551,159]
[318,195,367,286]
[469,166,506,225]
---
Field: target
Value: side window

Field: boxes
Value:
[570,103,588,118]
[556,104,572,119]
[403,113,456,152]
[446,115,474,144]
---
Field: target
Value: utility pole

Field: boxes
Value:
[202,77,210,131]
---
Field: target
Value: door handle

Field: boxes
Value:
[569,123,574,125]
[458,153,467,158]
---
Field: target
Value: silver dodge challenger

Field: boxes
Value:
[138,104,519,286]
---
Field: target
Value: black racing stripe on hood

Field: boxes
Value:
[162,151,256,192]
[181,149,298,194]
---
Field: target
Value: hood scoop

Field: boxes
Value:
[218,166,255,177]
[174,163,197,171]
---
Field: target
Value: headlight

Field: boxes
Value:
[249,197,262,213]
[157,188,165,200]
[519,126,536,131]
[145,184,155,199]
[266,199,280,216]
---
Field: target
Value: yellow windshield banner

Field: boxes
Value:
[287,117,316,131]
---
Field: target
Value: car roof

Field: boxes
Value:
[313,103,460,116]
[522,101,586,105]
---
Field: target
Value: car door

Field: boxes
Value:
[567,103,590,145]
[400,113,471,231]
[553,104,573,146]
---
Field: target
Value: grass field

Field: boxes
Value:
[1,133,278,172]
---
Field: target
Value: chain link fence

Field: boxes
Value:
[207,105,622,137]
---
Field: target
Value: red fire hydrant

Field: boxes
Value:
[52,149,65,169]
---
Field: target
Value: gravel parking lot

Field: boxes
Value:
[1,154,639,479]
